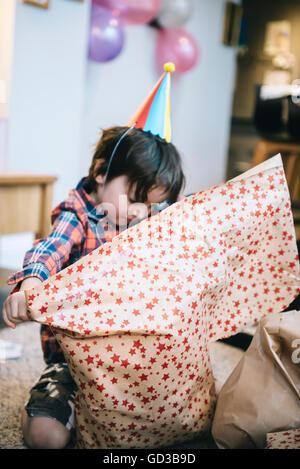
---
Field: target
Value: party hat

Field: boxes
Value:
[127,62,175,143]
[101,63,175,192]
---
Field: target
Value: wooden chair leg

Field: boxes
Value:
[293,162,300,200]
[293,174,300,200]
[252,139,271,167]
[285,153,298,197]
[290,156,300,200]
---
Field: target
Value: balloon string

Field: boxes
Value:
[101,125,135,195]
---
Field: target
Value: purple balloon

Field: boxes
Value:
[88,4,125,63]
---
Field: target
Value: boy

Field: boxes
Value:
[2,125,186,448]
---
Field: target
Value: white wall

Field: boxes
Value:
[1,0,239,270]
[6,0,238,203]
[80,0,239,195]
[174,0,239,193]
[0,0,16,172]
[6,0,90,206]
[0,0,16,120]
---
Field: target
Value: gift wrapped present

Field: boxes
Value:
[25,154,300,449]
[265,429,300,449]
[211,310,300,449]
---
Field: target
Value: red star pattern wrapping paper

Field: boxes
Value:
[26,154,300,449]
[265,429,300,449]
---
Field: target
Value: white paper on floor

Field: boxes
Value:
[0,339,23,361]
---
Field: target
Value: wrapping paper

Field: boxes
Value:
[26,154,300,449]
[211,310,300,449]
[265,429,300,449]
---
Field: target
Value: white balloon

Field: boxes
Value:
[158,0,193,28]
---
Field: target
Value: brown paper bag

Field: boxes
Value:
[212,310,300,449]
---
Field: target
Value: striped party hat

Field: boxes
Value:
[126,62,175,143]
[101,63,175,193]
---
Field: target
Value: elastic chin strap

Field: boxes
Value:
[101,125,135,196]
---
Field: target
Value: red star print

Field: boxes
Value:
[26,155,300,450]
[111,354,120,363]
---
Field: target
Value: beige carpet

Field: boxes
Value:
[0,321,44,449]
[0,314,244,449]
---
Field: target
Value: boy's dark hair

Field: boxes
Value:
[86,126,185,204]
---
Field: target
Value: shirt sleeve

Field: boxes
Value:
[7,210,85,287]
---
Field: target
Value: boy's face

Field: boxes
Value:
[92,174,168,228]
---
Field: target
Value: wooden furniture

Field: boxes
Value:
[0,173,57,286]
[252,86,300,201]
[252,139,300,201]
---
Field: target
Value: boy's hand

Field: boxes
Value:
[2,277,42,329]
[2,291,29,329]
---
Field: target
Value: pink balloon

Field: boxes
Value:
[93,0,162,25]
[156,28,199,74]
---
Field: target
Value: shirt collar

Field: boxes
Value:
[75,178,121,232]
[75,177,106,222]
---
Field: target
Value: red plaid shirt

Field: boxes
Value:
[7,177,170,364]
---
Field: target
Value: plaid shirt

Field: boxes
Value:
[7,177,171,364]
